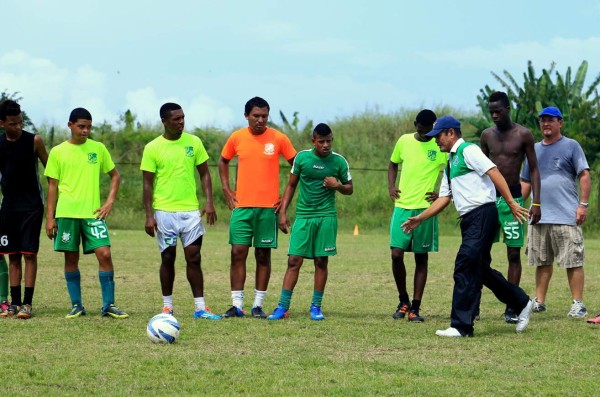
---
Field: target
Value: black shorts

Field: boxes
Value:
[0,207,44,254]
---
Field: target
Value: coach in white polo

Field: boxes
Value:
[401,116,533,337]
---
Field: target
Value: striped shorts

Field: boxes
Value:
[526,224,584,268]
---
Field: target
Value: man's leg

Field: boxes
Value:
[267,255,304,320]
[566,266,586,317]
[94,246,127,318]
[535,265,553,304]
[310,256,328,321]
[8,254,23,309]
[391,248,411,318]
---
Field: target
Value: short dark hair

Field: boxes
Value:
[313,123,332,137]
[0,99,21,121]
[160,102,182,120]
[244,97,270,115]
[488,91,510,108]
[415,109,436,125]
[69,107,92,122]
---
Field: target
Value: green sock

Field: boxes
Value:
[0,256,8,301]
[65,270,82,306]
[311,290,324,307]
[98,271,115,310]
[279,289,293,310]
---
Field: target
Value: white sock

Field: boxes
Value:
[194,297,206,312]
[253,290,267,308]
[232,290,244,309]
[163,295,173,309]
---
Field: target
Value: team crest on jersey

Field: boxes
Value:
[61,232,71,243]
[185,146,194,157]
[427,150,437,161]
[452,156,460,166]
[88,153,98,164]
[264,143,275,155]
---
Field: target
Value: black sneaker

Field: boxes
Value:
[251,306,267,319]
[102,304,129,319]
[504,308,518,324]
[222,305,245,318]
[392,302,411,319]
[408,309,424,323]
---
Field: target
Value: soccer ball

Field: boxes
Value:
[146,314,180,344]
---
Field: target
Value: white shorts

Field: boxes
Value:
[155,210,205,253]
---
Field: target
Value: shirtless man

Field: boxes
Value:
[480,91,541,323]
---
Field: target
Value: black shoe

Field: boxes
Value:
[251,306,267,319]
[392,302,411,319]
[504,308,518,324]
[408,309,424,323]
[222,305,245,318]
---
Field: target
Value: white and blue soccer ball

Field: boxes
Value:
[146,314,180,344]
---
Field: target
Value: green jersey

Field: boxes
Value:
[45,139,115,218]
[140,133,209,212]
[390,133,447,209]
[291,149,351,218]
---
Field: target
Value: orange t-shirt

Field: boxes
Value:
[221,127,296,208]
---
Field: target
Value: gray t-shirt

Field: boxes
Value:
[521,136,589,225]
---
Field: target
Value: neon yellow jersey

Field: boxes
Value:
[140,133,209,212]
[390,133,447,209]
[45,139,115,218]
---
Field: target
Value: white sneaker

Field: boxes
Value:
[516,299,533,333]
[567,300,587,318]
[435,327,467,337]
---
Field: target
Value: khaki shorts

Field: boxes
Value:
[526,224,584,268]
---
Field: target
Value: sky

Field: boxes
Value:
[3,0,600,131]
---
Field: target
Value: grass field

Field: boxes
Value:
[4,226,600,396]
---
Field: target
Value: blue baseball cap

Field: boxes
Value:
[425,116,461,137]
[538,106,563,119]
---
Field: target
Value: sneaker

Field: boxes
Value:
[516,299,533,333]
[586,314,600,324]
[193,307,221,320]
[392,302,411,319]
[102,304,129,319]
[17,304,32,319]
[435,327,472,337]
[65,304,87,319]
[309,304,325,321]
[222,305,245,318]
[162,306,174,316]
[267,304,289,320]
[567,300,587,318]
[0,300,9,317]
[504,308,519,324]
[251,306,267,319]
[408,309,424,323]
[532,297,546,313]
[7,304,20,317]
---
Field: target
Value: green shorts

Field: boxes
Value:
[229,207,278,248]
[54,218,111,254]
[494,197,525,247]
[288,216,337,259]
[390,207,438,253]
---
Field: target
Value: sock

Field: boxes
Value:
[279,289,293,310]
[253,289,267,308]
[23,287,35,306]
[399,293,410,304]
[163,295,173,309]
[98,271,115,310]
[311,290,324,307]
[10,285,22,306]
[65,270,82,306]
[411,299,421,312]
[232,290,244,309]
[0,256,8,301]
[194,297,206,312]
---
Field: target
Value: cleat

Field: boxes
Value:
[66,304,87,319]
[267,304,289,320]
[532,297,546,313]
[392,302,411,319]
[194,307,221,320]
[17,304,32,320]
[587,314,600,324]
[162,306,174,316]
[222,305,245,318]
[0,300,9,317]
[436,327,471,337]
[408,310,424,323]
[504,308,519,324]
[6,304,20,317]
[309,304,325,321]
[567,300,587,318]
[102,304,129,319]
[251,306,267,319]
[516,299,533,333]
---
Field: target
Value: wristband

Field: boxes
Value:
[579,202,589,208]
[531,203,541,207]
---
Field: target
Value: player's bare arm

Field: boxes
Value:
[387,161,401,201]
[576,169,591,226]
[197,161,217,225]
[217,156,238,210]
[94,168,120,220]
[278,174,299,233]
[142,170,157,237]
[45,178,59,239]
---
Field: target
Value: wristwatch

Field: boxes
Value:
[579,202,589,208]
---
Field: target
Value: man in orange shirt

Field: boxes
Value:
[218,97,297,318]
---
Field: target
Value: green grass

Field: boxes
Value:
[4,227,600,396]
